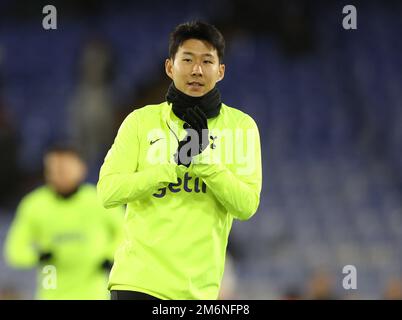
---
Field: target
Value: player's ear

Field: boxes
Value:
[217,64,225,82]
[76,156,88,182]
[165,58,174,80]
[80,162,88,181]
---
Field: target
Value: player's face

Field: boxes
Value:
[44,152,87,194]
[165,39,225,97]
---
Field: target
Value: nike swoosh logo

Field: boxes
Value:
[150,138,163,145]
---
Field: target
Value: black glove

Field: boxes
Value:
[101,259,113,272]
[38,252,53,263]
[175,106,209,167]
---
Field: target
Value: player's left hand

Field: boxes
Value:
[101,259,113,272]
[38,251,53,264]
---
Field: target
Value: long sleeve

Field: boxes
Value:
[103,206,125,261]
[191,115,262,220]
[97,111,178,208]
[4,200,39,268]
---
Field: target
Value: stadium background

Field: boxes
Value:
[0,0,402,299]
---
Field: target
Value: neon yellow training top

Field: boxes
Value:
[4,184,124,300]
[97,101,262,300]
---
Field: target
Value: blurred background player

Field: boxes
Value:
[3,144,124,300]
[67,37,117,177]
[1,0,402,299]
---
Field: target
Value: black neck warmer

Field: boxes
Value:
[166,82,222,121]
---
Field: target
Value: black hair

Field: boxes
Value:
[169,21,225,63]
[45,142,82,158]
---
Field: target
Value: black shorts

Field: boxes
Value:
[110,290,160,300]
